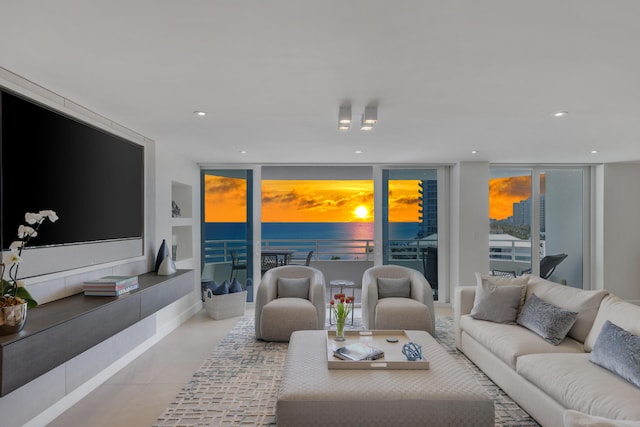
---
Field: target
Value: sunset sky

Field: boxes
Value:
[204,175,421,222]
[204,174,539,222]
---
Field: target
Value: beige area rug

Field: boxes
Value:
[154,316,540,427]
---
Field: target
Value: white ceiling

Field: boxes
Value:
[2,1,640,165]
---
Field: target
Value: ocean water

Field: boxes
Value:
[205,222,422,241]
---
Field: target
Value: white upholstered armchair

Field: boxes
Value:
[361,265,436,336]
[255,265,326,342]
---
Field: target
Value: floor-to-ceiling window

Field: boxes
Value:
[201,169,254,300]
[382,168,443,300]
[489,166,588,287]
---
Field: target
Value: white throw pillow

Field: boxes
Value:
[470,278,525,324]
[474,272,528,310]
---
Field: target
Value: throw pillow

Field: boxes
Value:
[212,280,230,295]
[277,277,310,299]
[470,278,525,323]
[589,320,640,389]
[377,277,411,298]
[517,293,578,345]
[229,278,243,293]
[563,410,640,427]
[474,272,528,311]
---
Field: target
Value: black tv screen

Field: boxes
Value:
[0,89,144,250]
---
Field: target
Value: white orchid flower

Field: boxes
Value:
[15,280,25,288]
[25,212,44,225]
[39,210,59,222]
[7,252,22,264]
[9,241,24,252]
[17,225,37,239]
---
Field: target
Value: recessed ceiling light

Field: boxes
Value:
[354,150,363,154]
[591,150,599,154]
[471,150,479,154]
[193,111,207,116]
[553,111,568,117]
[239,150,247,154]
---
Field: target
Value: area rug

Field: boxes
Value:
[154,316,540,427]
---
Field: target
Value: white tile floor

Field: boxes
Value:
[48,304,452,427]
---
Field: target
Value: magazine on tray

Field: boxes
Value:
[333,342,385,361]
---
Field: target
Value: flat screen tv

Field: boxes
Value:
[0,89,144,277]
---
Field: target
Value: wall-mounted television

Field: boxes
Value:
[0,89,145,278]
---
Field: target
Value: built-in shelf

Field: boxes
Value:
[0,269,194,397]
[171,181,193,262]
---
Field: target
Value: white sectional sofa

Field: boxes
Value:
[454,274,640,427]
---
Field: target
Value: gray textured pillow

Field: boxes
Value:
[277,277,310,299]
[377,277,411,298]
[517,293,578,345]
[589,320,640,389]
[470,278,524,323]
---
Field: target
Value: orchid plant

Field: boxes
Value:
[1,210,59,308]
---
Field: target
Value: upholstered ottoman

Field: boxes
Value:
[277,330,494,427]
[259,298,318,342]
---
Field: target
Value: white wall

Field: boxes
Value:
[595,163,640,301]
[0,70,203,427]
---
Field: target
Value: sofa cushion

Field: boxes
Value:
[589,320,640,389]
[525,275,608,343]
[563,410,640,427]
[460,314,584,369]
[277,277,310,299]
[474,272,528,309]
[517,353,640,421]
[377,277,411,298]
[585,295,640,352]
[470,278,525,323]
[517,293,578,345]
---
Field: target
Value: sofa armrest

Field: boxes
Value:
[453,285,476,349]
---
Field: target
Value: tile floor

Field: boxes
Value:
[48,304,452,427]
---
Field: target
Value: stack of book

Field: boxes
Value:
[83,275,139,296]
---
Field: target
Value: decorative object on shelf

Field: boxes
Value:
[155,239,170,272]
[330,293,353,342]
[1,210,59,335]
[172,200,181,217]
[157,255,177,276]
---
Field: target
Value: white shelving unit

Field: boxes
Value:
[171,181,193,263]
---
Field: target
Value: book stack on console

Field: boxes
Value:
[83,275,139,296]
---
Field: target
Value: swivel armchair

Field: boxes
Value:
[361,265,435,336]
[255,265,326,342]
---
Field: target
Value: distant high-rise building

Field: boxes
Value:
[511,195,545,231]
[417,180,437,238]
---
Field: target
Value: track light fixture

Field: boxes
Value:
[360,105,377,131]
[338,105,352,131]
[338,104,378,131]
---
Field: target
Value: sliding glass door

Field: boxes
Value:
[382,168,441,300]
[201,169,254,301]
[489,166,587,287]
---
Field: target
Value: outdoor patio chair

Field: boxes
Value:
[287,250,314,266]
[255,265,326,342]
[522,253,568,280]
[229,250,247,280]
[361,265,435,336]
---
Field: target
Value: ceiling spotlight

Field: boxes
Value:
[360,117,374,131]
[471,150,479,154]
[354,150,363,154]
[553,111,568,117]
[363,105,377,124]
[338,105,351,130]
[194,111,207,116]
[591,150,599,154]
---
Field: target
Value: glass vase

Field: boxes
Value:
[335,318,346,341]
